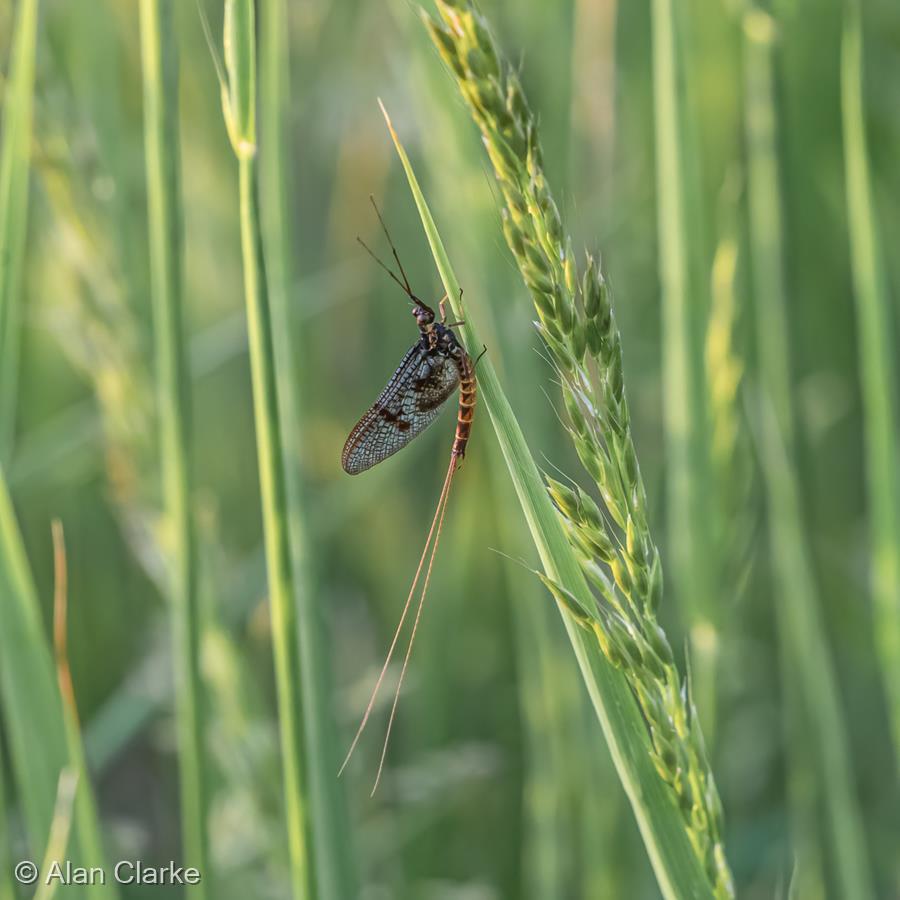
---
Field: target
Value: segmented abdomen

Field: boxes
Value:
[452,352,476,462]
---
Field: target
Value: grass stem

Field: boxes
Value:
[840,0,900,768]
[0,0,38,463]
[258,0,356,893]
[237,149,311,900]
[650,0,719,738]
[139,0,208,890]
[215,2,313,892]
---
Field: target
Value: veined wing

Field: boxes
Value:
[342,344,459,475]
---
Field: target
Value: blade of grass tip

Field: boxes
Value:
[651,0,720,739]
[0,0,39,464]
[33,769,78,900]
[51,521,119,900]
[139,1,208,891]
[258,1,356,895]
[742,11,875,899]
[841,0,900,768]
[219,2,311,896]
[379,100,718,900]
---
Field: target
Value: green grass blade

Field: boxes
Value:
[258,1,357,894]
[381,102,717,900]
[0,0,37,849]
[51,522,119,900]
[33,769,77,900]
[0,742,13,900]
[0,0,39,462]
[0,0,82,864]
[221,2,311,895]
[841,0,900,767]
[0,472,70,859]
[651,0,719,737]
[742,12,874,899]
[139,0,208,890]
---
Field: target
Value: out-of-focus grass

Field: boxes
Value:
[0,0,40,885]
[0,0,87,875]
[0,0,38,461]
[33,768,78,900]
[0,477,87,892]
[0,758,10,900]
[140,0,208,891]
[841,0,900,770]
[742,9,874,899]
[51,520,119,900]
[650,0,720,738]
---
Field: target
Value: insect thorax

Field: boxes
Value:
[422,322,464,360]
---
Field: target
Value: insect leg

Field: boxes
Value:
[441,291,465,328]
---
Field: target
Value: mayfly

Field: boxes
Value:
[340,198,480,793]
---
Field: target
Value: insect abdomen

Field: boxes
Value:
[452,353,476,461]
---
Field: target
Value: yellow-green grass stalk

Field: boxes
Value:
[51,521,120,900]
[139,0,208,891]
[218,1,311,895]
[841,0,900,767]
[381,98,725,899]
[0,0,38,462]
[742,10,874,899]
[259,1,357,894]
[651,0,720,737]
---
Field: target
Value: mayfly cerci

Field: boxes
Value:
[340,198,481,793]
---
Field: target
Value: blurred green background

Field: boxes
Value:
[1,0,899,897]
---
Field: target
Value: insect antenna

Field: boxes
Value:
[368,195,416,297]
[357,195,433,312]
[338,456,457,782]
[356,235,415,300]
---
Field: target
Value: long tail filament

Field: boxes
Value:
[339,455,459,792]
